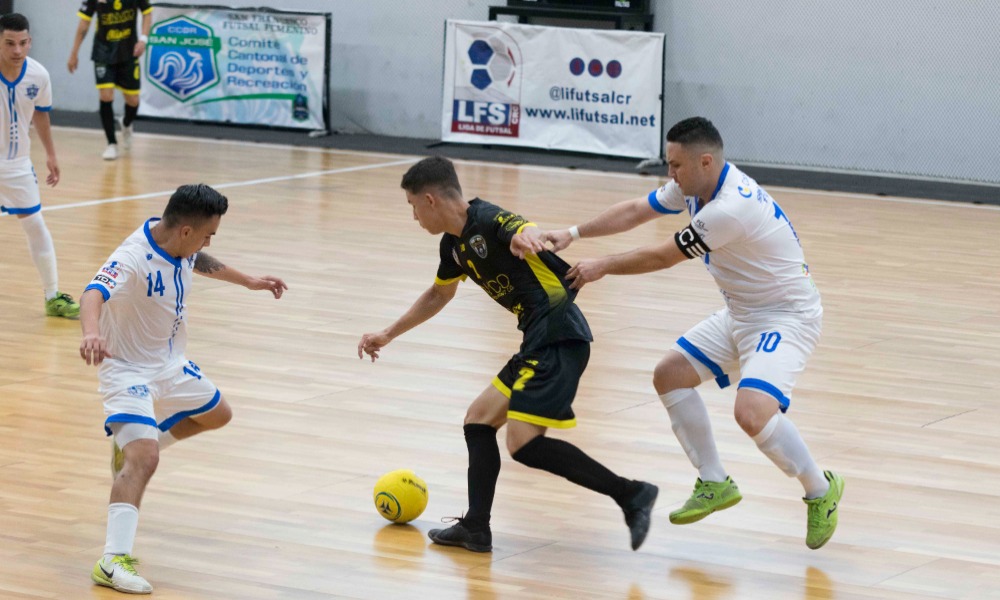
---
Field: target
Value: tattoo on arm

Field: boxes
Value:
[194,252,226,274]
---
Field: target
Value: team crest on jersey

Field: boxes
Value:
[146,254,153,260]
[25,84,39,99]
[469,235,488,258]
[127,385,150,398]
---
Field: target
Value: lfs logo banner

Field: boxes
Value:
[442,20,664,158]
[139,5,329,130]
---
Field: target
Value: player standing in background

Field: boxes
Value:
[68,0,152,161]
[80,184,287,594]
[544,117,845,549]
[0,13,79,318]
[358,156,658,554]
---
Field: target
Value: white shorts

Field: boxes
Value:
[672,308,822,411]
[0,158,41,215]
[102,359,220,436]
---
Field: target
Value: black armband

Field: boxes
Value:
[674,225,711,259]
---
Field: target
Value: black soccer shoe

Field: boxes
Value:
[621,481,659,550]
[428,518,493,553]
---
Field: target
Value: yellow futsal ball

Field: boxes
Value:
[373,469,428,524]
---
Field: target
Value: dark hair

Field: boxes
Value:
[162,184,229,228]
[0,13,30,33]
[400,156,463,198]
[666,117,723,152]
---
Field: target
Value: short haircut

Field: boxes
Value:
[400,156,463,198]
[161,184,229,228]
[666,117,723,153]
[0,13,30,33]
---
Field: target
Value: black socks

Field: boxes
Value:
[463,423,500,530]
[99,101,116,144]
[512,435,632,505]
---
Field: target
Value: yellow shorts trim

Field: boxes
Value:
[116,86,140,95]
[507,410,576,429]
[95,83,115,89]
[491,376,511,399]
[435,275,465,286]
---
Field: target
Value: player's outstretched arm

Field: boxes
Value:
[358,281,458,362]
[566,239,688,290]
[194,252,287,299]
[510,225,548,259]
[544,196,660,251]
[79,289,111,365]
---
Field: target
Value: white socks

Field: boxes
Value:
[158,429,178,450]
[18,212,58,299]
[104,502,139,557]
[659,388,728,482]
[752,413,829,498]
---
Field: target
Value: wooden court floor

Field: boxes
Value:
[1,128,999,599]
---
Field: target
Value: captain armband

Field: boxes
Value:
[674,225,711,259]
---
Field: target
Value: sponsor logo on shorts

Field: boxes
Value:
[127,385,150,398]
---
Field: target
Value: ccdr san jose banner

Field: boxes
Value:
[442,20,664,158]
[139,4,329,130]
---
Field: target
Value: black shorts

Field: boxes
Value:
[95,58,140,95]
[493,340,590,429]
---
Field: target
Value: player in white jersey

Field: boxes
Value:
[0,14,78,318]
[542,117,844,549]
[79,184,287,594]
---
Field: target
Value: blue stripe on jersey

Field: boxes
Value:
[158,389,220,431]
[0,203,41,215]
[738,378,790,412]
[104,413,158,436]
[6,86,16,160]
[143,218,181,267]
[35,105,52,112]
[709,162,730,200]
[647,189,683,214]
[84,282,111,301]
[676,336,731,389]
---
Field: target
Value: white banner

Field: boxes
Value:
[139,5,328,130]
[442,20,664,158]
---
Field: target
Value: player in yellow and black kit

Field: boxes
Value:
[68,0,152,161]
[358,156,658,553]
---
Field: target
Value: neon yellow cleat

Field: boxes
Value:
[45,292,79,319]
[804,470,845,549]
[669,476,742,525]
[91,554,152,594]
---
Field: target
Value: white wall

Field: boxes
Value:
[18,0,1000,183]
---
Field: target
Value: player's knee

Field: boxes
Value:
[206,400,233,429]
[124,441,160,479]
[653,353,695,394]
[733,393,778,437]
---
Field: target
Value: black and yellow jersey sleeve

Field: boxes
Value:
[439,199,592,351]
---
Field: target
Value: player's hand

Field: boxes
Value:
[80,333,112,366]
[510,231,547,259]
[67,54,78,73]
[566,258,606,290]
[46,156,60,187]
[543,229,574,252]
[134,41,146,58]
[248,275,287,299]
[358,331,391,362]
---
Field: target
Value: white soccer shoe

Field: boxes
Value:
[102,144,119,161]
[91,554,152,594]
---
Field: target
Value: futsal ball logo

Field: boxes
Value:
[373,469,428,524]
[451,28,523,138]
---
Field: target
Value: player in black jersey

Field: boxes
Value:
[358,156,658,552]
[68,0,152,161]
